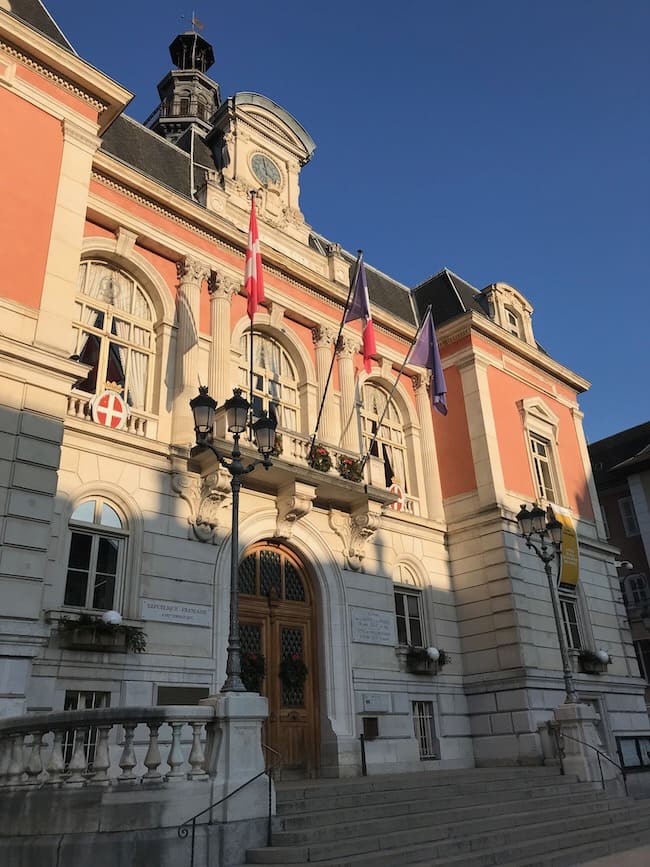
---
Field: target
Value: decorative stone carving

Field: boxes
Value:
[329,500,382,571]
[177,257,210,284]
[312,325,336,348]
[275,481,317,540]
[172,470,232,543]
[336,335,360,358]
[208,269,240,300]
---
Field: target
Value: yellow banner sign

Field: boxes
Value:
[553,510,579,587]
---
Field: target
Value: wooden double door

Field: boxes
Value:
[238,543,319,775]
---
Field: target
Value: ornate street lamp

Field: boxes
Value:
[190,386,276,692]
[516,504,578,704]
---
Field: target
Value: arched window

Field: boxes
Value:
[72,261,155,411]
[64,498,128,611]
[239,331,300,431]
[361,382,409,489]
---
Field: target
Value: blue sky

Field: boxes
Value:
[45,0,649,442]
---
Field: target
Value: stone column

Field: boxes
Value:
[414,373,445,522]
[209,269,239,405]
[337,335,360,452]
[172,256,209,446]
[35,119,101,354]
[458,354,506,509]
[312,325,337,444]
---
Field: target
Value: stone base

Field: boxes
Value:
[553,701,618,785]
[0,816,268,867]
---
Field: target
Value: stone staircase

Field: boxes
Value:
[241,766,650,866]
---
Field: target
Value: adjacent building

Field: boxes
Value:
[1,0,648,793]
[589,423,650,715]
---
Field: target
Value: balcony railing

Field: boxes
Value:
[67,391,158,439]
[0,706,213,789]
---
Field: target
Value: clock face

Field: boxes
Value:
[251,153,281,186]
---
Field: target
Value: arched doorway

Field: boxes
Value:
[238,542,319,775]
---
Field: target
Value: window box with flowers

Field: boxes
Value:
[241,651,266,693]
[578,649,610,675]
[337,455,364,483]
[56,612,147,653]
[406,646,450,675]
[308,444,332,473]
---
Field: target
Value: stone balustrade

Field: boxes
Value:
[67,391,157,438]
[0,705,214,789]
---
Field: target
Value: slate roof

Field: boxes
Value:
[588,421,650,485]
[412,268,489,328]
[101,116,193,199]
[4,0,74,51]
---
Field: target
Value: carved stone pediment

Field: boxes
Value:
[329,499,383,571]
[172,469,232,543]
[275,481,317,540]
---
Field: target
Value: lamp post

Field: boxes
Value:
[190,386,276,692]
[516,504,579,704]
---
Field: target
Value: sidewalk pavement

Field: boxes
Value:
[582,845,650,866]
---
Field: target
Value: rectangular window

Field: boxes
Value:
[395,589,424,647]
[633,639,650,682]
[412,700,438,759]
[558,590,582,650]
[619,497,640,537]
[529,433,557,502]
[63,690,111,769]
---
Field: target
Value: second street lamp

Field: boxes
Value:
[516,504,579,704]
[190,386,276,692]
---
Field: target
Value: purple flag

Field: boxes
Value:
[410,309,447,415]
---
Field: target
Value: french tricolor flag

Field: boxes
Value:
[344,261,377,373]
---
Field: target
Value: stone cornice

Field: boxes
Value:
[0,12,131,132]
[90,152,418,343]
[438,311,591,394]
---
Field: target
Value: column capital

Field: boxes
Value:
[336,334,360,358]
[208,268,240,300]
[312,325,337,348]
[412,371,431,393]
[177,256,210,284]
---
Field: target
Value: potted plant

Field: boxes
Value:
[241,651,266,692]
[56,612,147,653]
[337,455,364,482]
[578,648,610,674]
[279,654,308,689]
[308,443,332,472]
[406,646,450,674]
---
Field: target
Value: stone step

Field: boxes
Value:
[275,767,561,803]
[275,775,581,816]
[274,782,602,829]
[244,811,650,866]
[246,802,650,864]
[271,794,630,847]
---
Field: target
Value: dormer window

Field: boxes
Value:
[505,307,522,338]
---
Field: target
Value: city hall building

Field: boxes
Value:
[1,0,648,824]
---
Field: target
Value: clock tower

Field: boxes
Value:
[203,92,316,242]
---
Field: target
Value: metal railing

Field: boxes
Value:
[177,744,282,867]
[547,722,628,795]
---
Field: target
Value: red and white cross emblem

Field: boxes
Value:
[91,390,129,430]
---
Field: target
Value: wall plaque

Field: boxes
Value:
[141,599,212,627]
[350,606,396,646]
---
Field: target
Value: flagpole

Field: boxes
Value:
[248,190,257,441]
[307,250,363,462]
[359,306,431,472]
